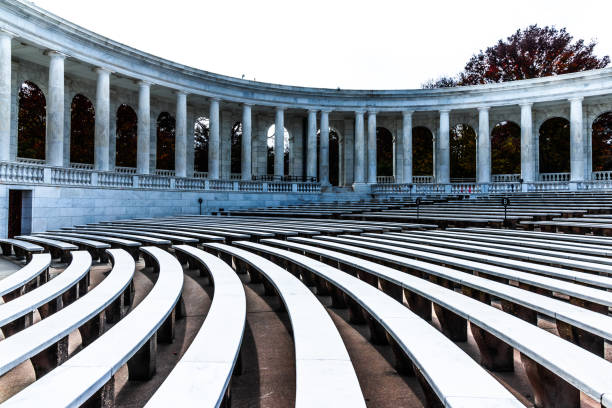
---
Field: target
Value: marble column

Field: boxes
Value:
[306,109,317,180]
[175,91,187,177]
[569,97,585,182]
[437,109,450,183]
[208,98,220,180]
[477,106,491,184]
[367,111,377,184]
[242,103,252,180]
[94,67,110,171]
[401,111,413,184]
[0,32,11,162]
[353,110,365,184]
[274,107,284,178]
[136,81,150,174]
[319,110,330,185]
[46,51,65,167]
[520,102,535,183]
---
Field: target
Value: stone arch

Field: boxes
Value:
[539,117,570,173]
[17,80,46,160]
[591,112,612,172]
[231,121,242,174]
[69,94,95,164]
[376,127,394,178]
[491,121,521,175]
[156,112,175,170]
[115,104,137,168]
[413,126,434,176]
[450,123,477,180]
[194,116,209,173]
[266,124,289,176]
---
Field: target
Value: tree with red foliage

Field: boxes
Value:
[423,25,609,88]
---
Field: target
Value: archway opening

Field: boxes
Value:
[156,112,175,170]
[70,94,95,164]
[539,117,570,173]
[194,117,209,173]
[376,127,394,178]
[450,123,476,181]
[115,104,137,168]
[17,81,46,160]
[592,112,612,172]
[491,121,521,175]
[315,128,340,185]
[231,122,242,175]
[412,126,433,177]
[266,125,289,176]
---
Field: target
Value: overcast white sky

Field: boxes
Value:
[31,0,612,90]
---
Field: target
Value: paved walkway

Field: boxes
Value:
[0,257,21,281]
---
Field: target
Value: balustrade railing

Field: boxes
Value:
[155,169,175,177]
[0,161,321,193]
[193,171,208,179]
[0,161,44,183]
[376,176,395,184]
[592,170,612,181]
[492,173,520,182]
[70,162,94,170]
[413,175,433,183]
[115,166,137,174]
[16,157,45,165]
[539,172,570,182]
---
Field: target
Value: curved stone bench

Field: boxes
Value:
[0,249,134,379]
[1,246,183,408]
[14,236,78,263]
[145,245,246,407]
[35,233,111,263]
[265,237,612,408]
[352,233,612,290]
[80,226,199,246]
[417,229,612,258]
[94,225,224,244]
[0,251,91,338]
[283,236,612,357]
[452,227,612,246]
[235,240,523,407]
[0,238,45,262]
[46,230,141,261]
[0,253,51,301]
[394,230,612,271]
[110,220,251,242]
[201,242,366,407]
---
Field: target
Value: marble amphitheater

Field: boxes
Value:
[2,1,612,407]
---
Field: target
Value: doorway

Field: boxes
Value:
[8,190,32,238]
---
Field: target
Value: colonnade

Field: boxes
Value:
[0,27,599,187]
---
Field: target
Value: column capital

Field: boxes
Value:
[354,109,366,115]
[137,79,153,88]
[307,108,319,114]
[174,90,188,97]
[209,97,221,103]
[44,50,68,59]
[367,109,378,115]
[0,29,16,39]
[242,102,253,108]
[568,96,584,103]
[94,66,112,75]
[275,105,287,112]
[439,108,451,114]
[519,101,533,108]
[320,108,332,114]
[477,106,490,112]
[402,110,414,117]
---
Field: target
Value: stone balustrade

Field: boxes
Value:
[0,161,321,193]
[413,175,434,184]
[539,172,570,182]
[492,174,520,182]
